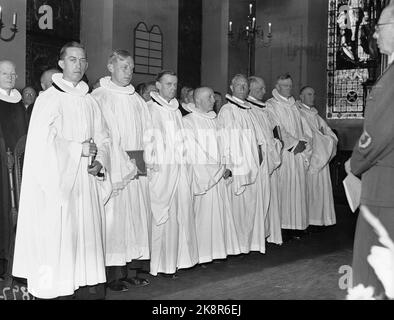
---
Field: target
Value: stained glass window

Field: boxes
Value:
[326,0,384,120]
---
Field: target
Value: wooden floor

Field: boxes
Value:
[106,204,357,300]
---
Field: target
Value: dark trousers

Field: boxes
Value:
[352,205,394,297]
[106,265,128,283]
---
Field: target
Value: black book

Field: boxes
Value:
[126,150,147,176]
[273,125,282,141]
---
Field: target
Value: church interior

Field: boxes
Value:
[0,0,393,302]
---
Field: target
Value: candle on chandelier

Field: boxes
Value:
[268,22,272,34]
[229,21,232,32]
[252,17,256,29]
[249,3,253,15]
[0,6,2,22]
[12,12,17,26]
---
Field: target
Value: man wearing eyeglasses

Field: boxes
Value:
[0,60,28,282]
[345,5,394,298]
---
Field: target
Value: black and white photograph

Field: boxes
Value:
[0,0,394,310]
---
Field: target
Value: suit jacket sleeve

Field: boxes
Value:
[350,67,394,176]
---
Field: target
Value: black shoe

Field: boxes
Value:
[122,277,150,287]
[107,280,129,292]
[159,273,178,279]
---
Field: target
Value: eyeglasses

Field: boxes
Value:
[0,72,17,79]
[375,22,394,32]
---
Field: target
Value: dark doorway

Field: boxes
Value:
[177,0,202,90]
[26,0,81,92]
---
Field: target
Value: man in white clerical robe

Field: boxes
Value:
[247,76,283,245]
[12,42,111,299]
[183,87,241,263]
[298,86,337,226]
[217,74,267,254]
[92,50,151,291]
[266,74,313,235]
[146,70,198,276]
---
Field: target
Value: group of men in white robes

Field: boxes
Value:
[11,40,338,299]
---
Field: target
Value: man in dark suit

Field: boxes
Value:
[345,4,394,298]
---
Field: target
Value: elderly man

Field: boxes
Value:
[22,86,37,125]
[0,60,28,281]
[266,74,313,239]
[345,4,394,298]
[183,87,240,263]
[92,49,151,291]
[147,70,198,276]
[218,74,267,254]
[40,68,59,93]
[298,86,337,228]
[247,76,283,245]
[13,42,111,299]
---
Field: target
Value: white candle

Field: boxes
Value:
[229,21,232,32]
[249,3,253,15]
[12,12,17,26]
[0,6,2,21]
[268,22,272,34]
[252,17,256,29]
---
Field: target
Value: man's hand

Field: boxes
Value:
[82,139,97,157]
[293,140,307,155]
[345,158,352,175]
[223,169,232,180]
[88,160,103,176]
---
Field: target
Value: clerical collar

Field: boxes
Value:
[52,73,89,97]
[150,91,179,111]
[188,103,216,119]
[99,76,135,95]
[298,101,318,115]
[389,52,394,66]
[246,95,266,108]
[181,102,193,113]
[272,89,295,105]
[0,87,22,103]
[225,94,250,109]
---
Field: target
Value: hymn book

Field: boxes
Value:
[126,150,147,176]
[343,173,362,213]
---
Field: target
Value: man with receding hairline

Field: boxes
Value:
[92,49,151,291]
[0,60,28,280]
[12,42,111,299]
[146,70,198,277]
[266,73,313,239]
[183,87,240,263]
[298,86,337,228]
[218,74,268,254]
[247,76,283,245]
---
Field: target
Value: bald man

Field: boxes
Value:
[183,87,240,263]
[218,74,268,254]
[298,86,337,228]
[0,60,28,280]
[40,68,59,93]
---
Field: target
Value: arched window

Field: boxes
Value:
[134,22,163,75]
